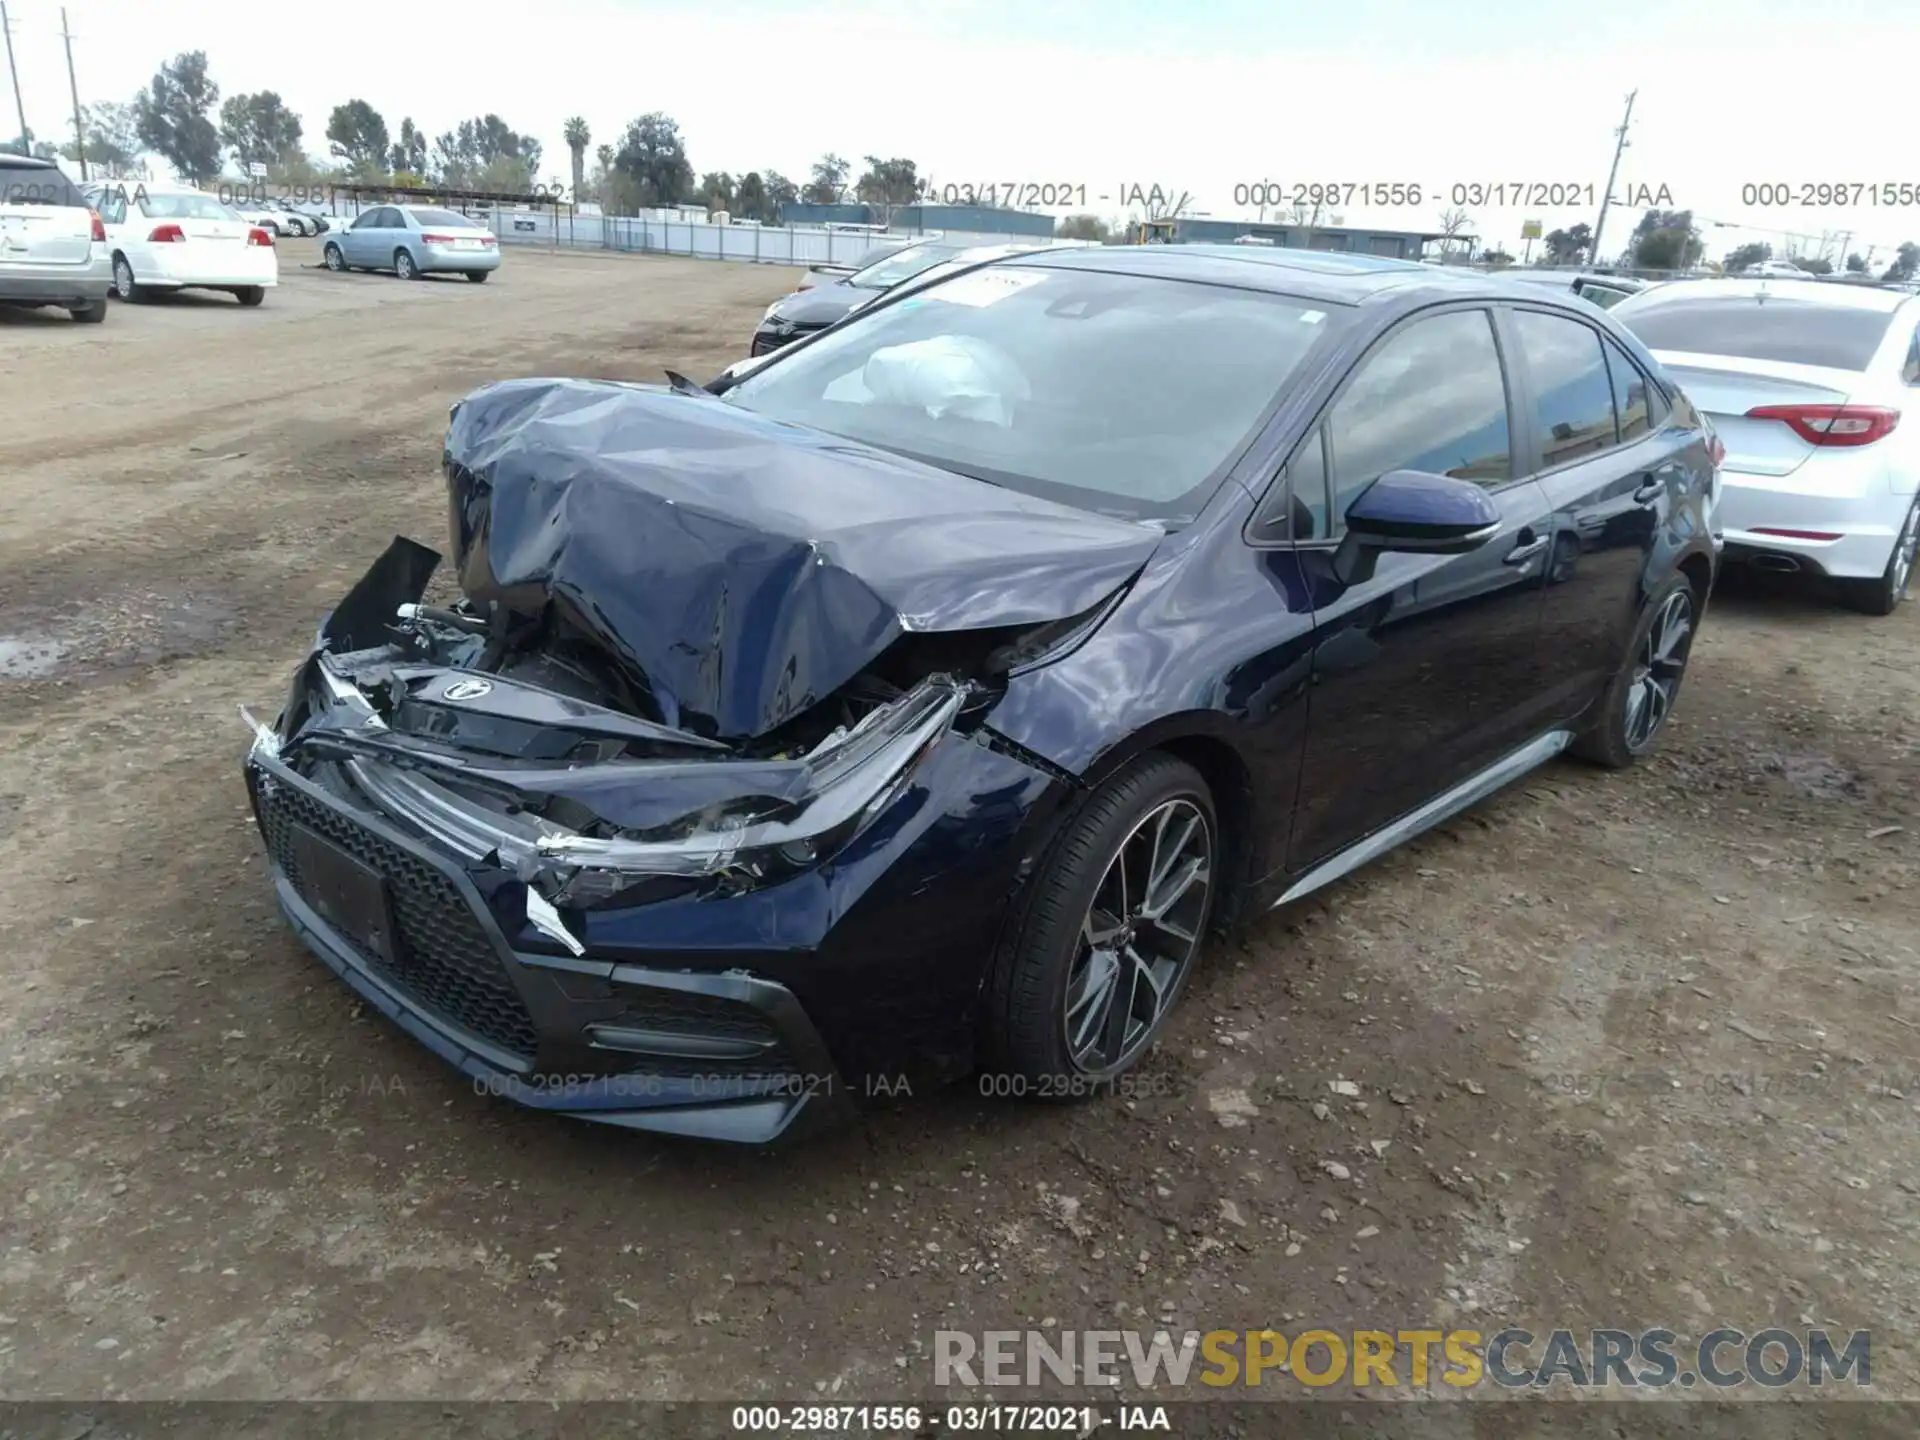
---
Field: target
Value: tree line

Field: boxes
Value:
[14,56,1917,272]
[5,48,937,226]
[1538,213,1919,282]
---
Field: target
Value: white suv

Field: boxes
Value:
[1613,277,1920,614]
[0,156,110,323]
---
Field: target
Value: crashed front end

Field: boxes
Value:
[236,381,1146,1142]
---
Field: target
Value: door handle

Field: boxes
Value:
[1504,534,1549,565]
[1632,477,1664,504]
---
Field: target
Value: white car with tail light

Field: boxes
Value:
[0,155,111,322]
[97,186,279,306]
[1613,277,1920,614]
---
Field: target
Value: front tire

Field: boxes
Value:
[1837,496,1917,616]
[1570,572,1699,770]
[394,249,419,280]
[323,242,346,272]
[985,753,1217,1089]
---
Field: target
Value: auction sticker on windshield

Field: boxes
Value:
[932,269,1048,307]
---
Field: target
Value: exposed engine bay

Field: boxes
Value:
[246,534,1113,939]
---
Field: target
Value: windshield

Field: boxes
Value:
[409,208,482,229]
[725,264,1345,522]
[847,242,970,291]
[1615,292,1896,371]
[140,193,240,222]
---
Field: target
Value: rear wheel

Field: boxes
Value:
[465,270,490,283]
[69,299,107,324]
[1570,572,1698,770]
[111,253,144,302]
[394,249,418,280]
[1837,497,1918,616]
[985,753,1217,1090]
[234,286,266,307]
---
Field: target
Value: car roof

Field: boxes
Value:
[1008,243,1526,306]
[1627,276,1916,312]
[0,154,58,169]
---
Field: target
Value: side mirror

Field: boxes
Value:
[1332,469,1501,586]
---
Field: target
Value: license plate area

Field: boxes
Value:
[291,824,398,963]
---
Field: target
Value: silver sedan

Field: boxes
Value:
[321,204,502,281]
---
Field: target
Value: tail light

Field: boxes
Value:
[89,211,106,243]
[1745,404,1900,447]
[1706,427,1726,468]
[479,235,496,247]
[419,232,456,245]
[247,227,274,247]
[148,223,186,243]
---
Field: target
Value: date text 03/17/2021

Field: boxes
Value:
[1230,180,1676,210]
[728,1405,1170,1433]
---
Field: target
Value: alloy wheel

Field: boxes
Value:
[113,256,135,299]
[1624,587,1693,753]
[1062,797,1212,1073]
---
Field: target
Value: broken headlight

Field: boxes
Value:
[531,678,964,904]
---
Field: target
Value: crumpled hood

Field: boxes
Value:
[444,377,1163,741]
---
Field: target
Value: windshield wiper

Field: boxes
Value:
[664,369,716,398]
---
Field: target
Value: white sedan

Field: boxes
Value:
[1614,277,1920,614]
[97,186,279,306]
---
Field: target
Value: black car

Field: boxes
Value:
[244,246,1720,1143]
[1490,268,1652,309]
[751,239,978,355]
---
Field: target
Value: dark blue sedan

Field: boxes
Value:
[243,246,1721,1142]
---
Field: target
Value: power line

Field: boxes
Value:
[1,0,29,147]
[1589,89,1636,264]
[60,5,84,179]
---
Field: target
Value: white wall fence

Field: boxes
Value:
[480,212,1041,268]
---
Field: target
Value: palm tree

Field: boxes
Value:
[563,117,590,201]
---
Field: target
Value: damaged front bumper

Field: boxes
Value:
[241,556,1069,1142]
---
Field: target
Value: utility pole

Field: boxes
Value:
[1,0,29,150]
[60,6,84,179]
[1589,89,1637,267]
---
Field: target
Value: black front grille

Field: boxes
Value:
[750,332,786,356]
[257,777,541,1063]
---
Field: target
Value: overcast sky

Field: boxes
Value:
[9,0,1919,263]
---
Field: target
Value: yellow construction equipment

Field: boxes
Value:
[1127,218,1178,245]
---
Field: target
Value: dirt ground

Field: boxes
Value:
[2,242,1917,1423]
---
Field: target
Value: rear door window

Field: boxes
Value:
[1603,337,1667,441]
[1616,295,1895,371]
[1512,310,1619,467]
